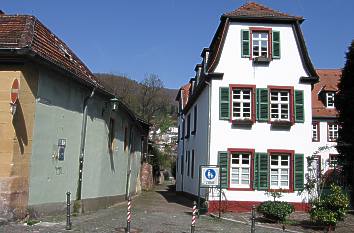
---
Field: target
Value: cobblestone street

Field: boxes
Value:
[0,183,286,233]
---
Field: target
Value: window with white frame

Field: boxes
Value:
[232,88,252,120]
[328,123,338,142]
[252,32,269,58]
[329,154,338,167]
[312,122,319,142]
[270,154,290,189]
[326,92,335,108]
[230,153,250,188]
[270,90,290,121]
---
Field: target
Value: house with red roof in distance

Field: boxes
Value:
[0,11,149,219]
[175,2,319,212]
[312,69,341,179]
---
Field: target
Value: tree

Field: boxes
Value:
[335,40,354,202]
[139,74,169,123]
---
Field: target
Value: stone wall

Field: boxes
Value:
[140,163,153,191]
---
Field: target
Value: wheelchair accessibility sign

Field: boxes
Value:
[200,166,220,187]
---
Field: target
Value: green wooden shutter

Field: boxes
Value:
[294,90,304,123]
[254,153,269,190]
[218,151,228,189]
[256,88,269,122]
[272,31,280,59]
[294,154,304,191]
[241,29,250,58]
[253,154,259,190]
[219,87,230,120]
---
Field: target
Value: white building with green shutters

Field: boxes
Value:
[176,2,318,212]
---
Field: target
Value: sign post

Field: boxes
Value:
[197,165,220,216]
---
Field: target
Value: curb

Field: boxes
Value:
[208,213,303,233]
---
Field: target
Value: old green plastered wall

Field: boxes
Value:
[28,67,143,207]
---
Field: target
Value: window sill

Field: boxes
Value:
[270,120,293,126]
[232,118,254,125]
[252,57,271,64]
[228,187,254,191]
[268,188,293,193]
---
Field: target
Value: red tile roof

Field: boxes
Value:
[0,14,99,87]
[181,83,191,107]
[223,2,302,20]
[312,69,341,118]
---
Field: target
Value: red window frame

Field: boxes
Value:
[268,149,295,193]
[229,84,256,124]
[227,148,255,191]
[249,27,272,60]
[312,121,320,142]
[268,86,294,125]
[327,122,339,142]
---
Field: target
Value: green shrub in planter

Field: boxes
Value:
[310,184,349,226]
[257,201,295,222]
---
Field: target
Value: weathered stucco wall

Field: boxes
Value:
[28,66,143,214]
[0,64,38,219]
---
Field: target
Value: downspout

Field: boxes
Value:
[205,80,212,166]
[76,87,96,202]
[125,124,134,199]
[181,115,185,192]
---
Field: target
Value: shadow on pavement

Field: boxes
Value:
[156,184,194,209]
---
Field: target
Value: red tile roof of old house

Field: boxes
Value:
[312,69,341,118]
[223,2,302,20]
[0,13,150,130]
[181,83,191,107]
[0,14,99,87]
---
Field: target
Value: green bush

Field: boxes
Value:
[257,201,294,222]
[310,184,349,226]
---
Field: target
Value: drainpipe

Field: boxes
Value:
[205,80,212,166]
[76,87,96,202]
[181,115,185,192]
[125,124,133,199]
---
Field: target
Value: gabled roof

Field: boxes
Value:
[0,13,149,133]
[181,83,191,108]
[312,69,341,118]
[0,14,99,87]
[206,2,317,81]
[223,2,303,21]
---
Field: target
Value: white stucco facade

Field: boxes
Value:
[312,120,339,174]
[176,9,318,211]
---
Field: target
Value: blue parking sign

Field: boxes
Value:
[201,166,220,187]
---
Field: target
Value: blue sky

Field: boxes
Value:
[2,0,354,89]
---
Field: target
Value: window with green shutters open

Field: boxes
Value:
[218,149,304,192]
[230,84,256,124]
[220,86,304,124]
[241,28,280,61]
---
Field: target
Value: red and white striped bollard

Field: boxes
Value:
[126,196,131,233]
[191,201,197,233]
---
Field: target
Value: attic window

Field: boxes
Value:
[326,92,335,108]
[59,44,72,61]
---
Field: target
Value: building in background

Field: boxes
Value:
[0,12,149,219]
[176,2,319,212]
[312,69,341,179]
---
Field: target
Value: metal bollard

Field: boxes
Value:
[66,191,72,230]
[191,201,197,233]
[251,205,256,233]
[126,196,131,233]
